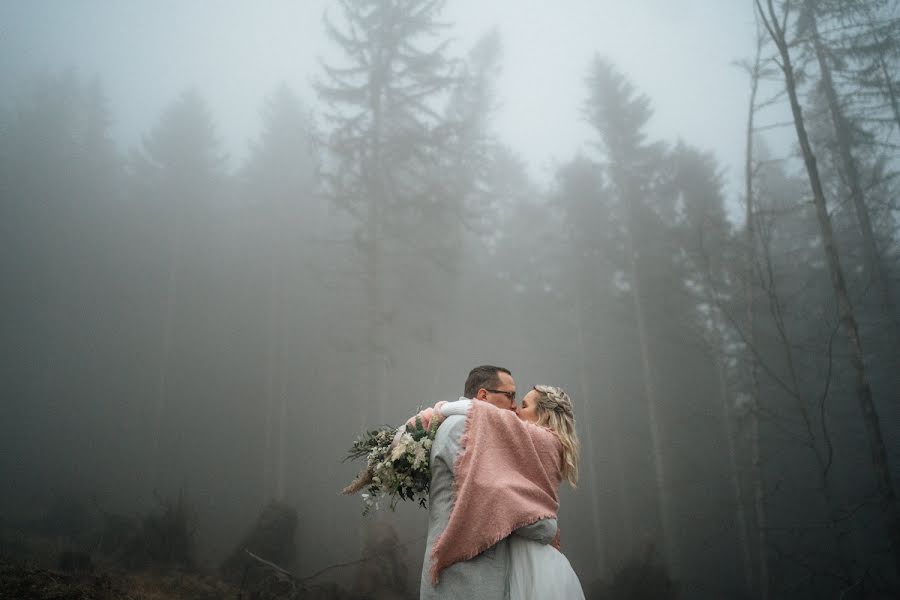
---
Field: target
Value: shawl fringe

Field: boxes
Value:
[429,513,558,584]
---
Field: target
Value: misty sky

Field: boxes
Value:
[1,1,771,206]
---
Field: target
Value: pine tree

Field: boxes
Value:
[554,156,622,573]
[584,56,679,576]
[317,0,459,422]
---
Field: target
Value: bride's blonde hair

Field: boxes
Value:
[532,385,580,487]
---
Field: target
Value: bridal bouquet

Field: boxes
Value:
[343,412,443,515]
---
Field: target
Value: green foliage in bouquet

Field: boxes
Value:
[344,413,443,515]
[345,426,396,463]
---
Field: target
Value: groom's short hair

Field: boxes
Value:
[464,365,511,398]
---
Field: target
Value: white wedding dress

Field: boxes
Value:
[509,535,586,599]
[437,400,586,599]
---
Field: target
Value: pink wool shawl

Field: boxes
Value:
[429,400,563,584]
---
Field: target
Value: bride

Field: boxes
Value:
[422,384,585,599]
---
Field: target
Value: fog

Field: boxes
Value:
[0,1,762,194]
[1,1,899,599]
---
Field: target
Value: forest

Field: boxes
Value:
[1,1,899,599]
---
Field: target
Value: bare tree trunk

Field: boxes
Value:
[756,0,900,580]
[574,290,609,575]
[153,209,183,489]
[626,228,678,576]
[366,54,389,427]
[742,26,769,599]
[749,402,768,600]
[263,235,279,500]
[276,324,289,502]
[808,4,900,353]
[713,351,754,597]
[689,104,755,593]
[606,396,635,557]
[274,231,290,502]
[574,264,635,556]
[264,205,292,502]
[819,460,858,587]
[364,203,386,426]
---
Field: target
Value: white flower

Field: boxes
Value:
[390,444,405,461]
[390,433,414,461]
[412,445,428,468]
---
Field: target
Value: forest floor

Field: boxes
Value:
[0,559,243,600]
[0,518,356,600]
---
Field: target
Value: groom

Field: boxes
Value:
[419,365,558,599]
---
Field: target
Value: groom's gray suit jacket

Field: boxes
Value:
[419,413,558,599]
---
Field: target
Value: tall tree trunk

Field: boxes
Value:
[365,55,388,427]
[808,5,900,354]
[749,398,768,600]
[625,220,677,575]
[607,395,635,557]
[819,459,858,587]
[757,0,900,580]
[263,233,279,499]
[264,209,291,502]
[365,197,386,425]
[742,28,769,599]
[574,288,610,574]
[574,263,635,555]
[153,208,183,489]
[276,323,289,502]
[713,349,754,597]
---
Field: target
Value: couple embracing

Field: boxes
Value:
[416,365,585,599]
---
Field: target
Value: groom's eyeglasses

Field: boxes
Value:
[485,389,516,401]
